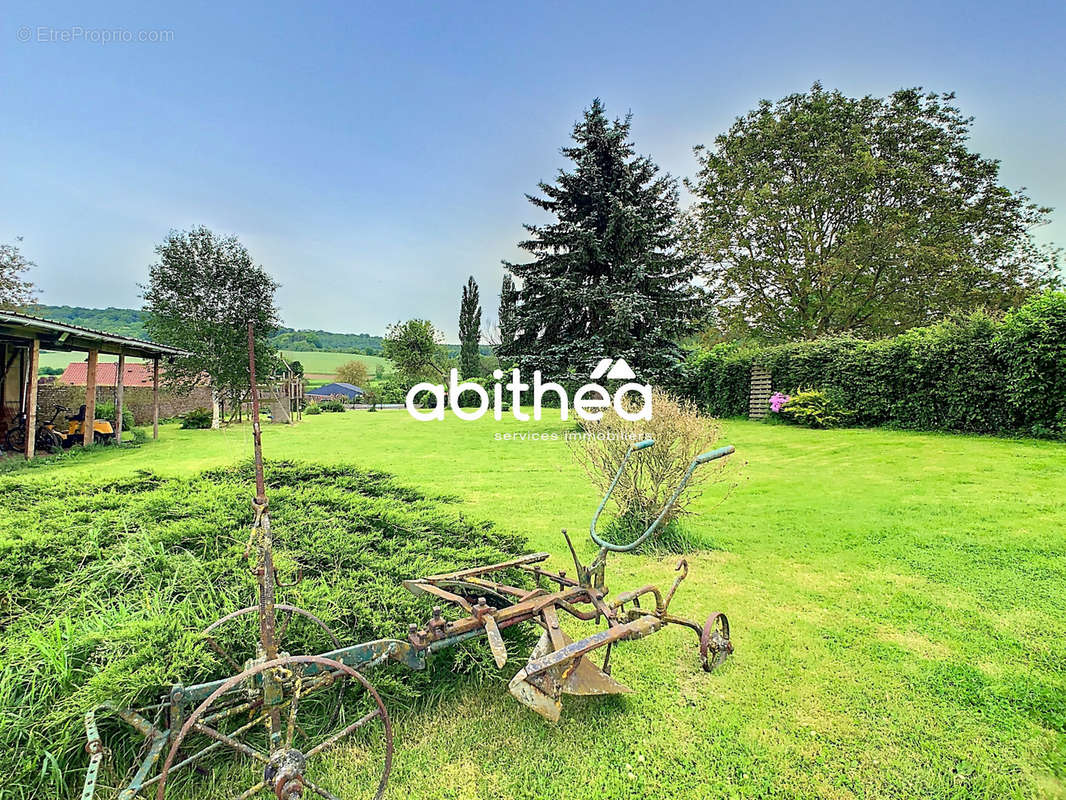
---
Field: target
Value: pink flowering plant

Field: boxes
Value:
[769,392,790,413]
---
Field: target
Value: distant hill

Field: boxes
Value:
[32,305,149,339]
[31,305,387,355]
[272,328,384,354]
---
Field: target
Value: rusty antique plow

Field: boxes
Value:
[81,324,735,799]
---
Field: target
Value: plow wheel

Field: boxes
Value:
[699,612,733,672]
[201,605,345,670]
[156,655,392,800]
[201,605,347,726]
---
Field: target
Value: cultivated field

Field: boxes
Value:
[280,349,391,380]
[2,412,1064,799]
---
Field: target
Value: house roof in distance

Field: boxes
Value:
[307,382,364,398]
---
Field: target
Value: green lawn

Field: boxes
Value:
[10,413,1066,799]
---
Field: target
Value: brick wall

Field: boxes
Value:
[35,384,213,425]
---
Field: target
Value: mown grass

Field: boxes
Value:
[2,412,1065,799]
[0,459,528,799]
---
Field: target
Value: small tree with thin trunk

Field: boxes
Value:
[383,319,447,385]
[142,226,280,427]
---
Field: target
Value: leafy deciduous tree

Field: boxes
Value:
[686,83,1061,341]
[0,238,38,310]
[382,319,447,385]
[336,359,370,387]
[142,226,280,416]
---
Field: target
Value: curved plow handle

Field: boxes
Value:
[590,444,735,553]
[588,439,655,547]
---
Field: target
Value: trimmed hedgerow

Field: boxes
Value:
[996,291,1066,437]
[777,389,854,429]
[685,291,1066,437]
[0,461,529,798]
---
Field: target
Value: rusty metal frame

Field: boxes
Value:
[82,324,735,798]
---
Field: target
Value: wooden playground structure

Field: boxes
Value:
[226,360,305,425]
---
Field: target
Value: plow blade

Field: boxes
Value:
[508,615,660,721]
[561,652,631,696]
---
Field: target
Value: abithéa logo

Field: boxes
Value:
[405,358,651,422]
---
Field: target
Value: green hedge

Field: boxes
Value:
[685,292,1066,437]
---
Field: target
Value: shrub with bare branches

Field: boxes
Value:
[569,389,731,549]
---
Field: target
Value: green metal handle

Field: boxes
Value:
[589,444,735,553]
[696,446,735,464]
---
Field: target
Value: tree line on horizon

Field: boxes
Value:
[21,304,392,356]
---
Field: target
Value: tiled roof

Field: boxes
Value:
[57,362,157,387]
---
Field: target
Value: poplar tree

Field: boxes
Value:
[458,276,482,378]
[497,274,517,351]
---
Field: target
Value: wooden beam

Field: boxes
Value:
[84,349,98,446]
[24,339,39,459]
[152,357,160,440]
[114,353,125,445]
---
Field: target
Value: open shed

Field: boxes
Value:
[0,311,186,458]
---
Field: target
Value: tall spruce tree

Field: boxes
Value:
[458,276,482,378]
[502,99,702,384]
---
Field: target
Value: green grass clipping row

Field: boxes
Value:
[0,461,530,798]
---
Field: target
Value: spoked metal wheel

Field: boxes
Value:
[37,429,63,452]
[699,612,733,672]
[201,605,345,672]
[156,655,392,800]
[5,425,26,452]
[201,605,347,726]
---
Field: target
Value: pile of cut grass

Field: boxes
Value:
[0,461,528,799]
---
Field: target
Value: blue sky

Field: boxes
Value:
[3,0,1064,339]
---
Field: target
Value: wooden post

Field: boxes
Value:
[24,339,39,459]
[114,353,125,445]
[84,349,98,446]
[152,357,160,440]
